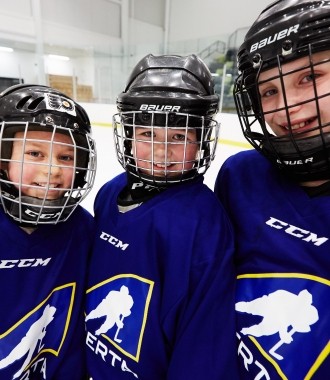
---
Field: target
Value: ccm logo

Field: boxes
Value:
[25,209,61,219]
[100,231,129,251]
[266,216,328,246]
[0,257,51,269]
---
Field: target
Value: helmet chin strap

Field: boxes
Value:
[8,196,77,226]
[261,133,330,182]
[129,165,200,188]
[118,170,201,207]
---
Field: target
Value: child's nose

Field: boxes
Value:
[153,141,172,158]
[277,86,303,114]
[43,158,62,176]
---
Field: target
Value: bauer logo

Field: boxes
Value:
[86,274,154,362]
[235,274,330,379]
[0,284,75,379]
[140,104,181,112]
[250,24,299,53]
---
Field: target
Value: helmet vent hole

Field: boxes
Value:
[16,96,32,109]
[27,97,44,110]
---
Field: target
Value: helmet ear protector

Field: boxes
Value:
[113,54,220,187]
[234,0,330,182]
[0,84,97,225]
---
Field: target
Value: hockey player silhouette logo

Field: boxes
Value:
[86,275,154,361]
[236,289,319,360]
[0,305,56,379]
[86,285,134,340]
[235,275,330,379]
[0,284,75,379]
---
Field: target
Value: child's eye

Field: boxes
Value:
[301,72,320,83]
[26,150,43,158]
[142,131,152,137]
[59,155,74,162]
[173,130,197,142]
[136,130,153,139]
[173,134,186,141]
[260,88,278,98]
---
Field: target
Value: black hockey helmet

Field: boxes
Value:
[0,83,91,132]
[117,53,219,116]
[0,84,96,225]
[234,0,330,182]
[113,54,220,186]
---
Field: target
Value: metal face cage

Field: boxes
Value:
[113,110,219,186]
[234,47,330,182]
[0,121,97,224]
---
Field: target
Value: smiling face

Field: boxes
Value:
[132,126,198,178]
[7,131,75,199]
[258,51,330,139]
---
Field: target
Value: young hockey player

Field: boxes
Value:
[85,54,239,379]
[215,1,330,379]
[0,84,96,379]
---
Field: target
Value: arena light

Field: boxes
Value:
[48,54,70,61]
[0,46,13,53]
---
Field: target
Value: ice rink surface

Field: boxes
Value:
[80,103,252,214]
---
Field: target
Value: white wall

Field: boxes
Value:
[168,0,271,43]
[0,0,277,51]
[0,0,274,102]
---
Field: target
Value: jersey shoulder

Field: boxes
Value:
[222,149,269,173]
[94,172,126,211]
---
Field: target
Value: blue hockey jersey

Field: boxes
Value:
[0,205,94,380]
[215,149,330,380]
[85,173,239,379]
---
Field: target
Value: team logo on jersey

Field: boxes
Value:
[0,283,75,379]
[86,274,154,361]
[236,274,330,379]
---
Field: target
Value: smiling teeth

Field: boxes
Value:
[291,121,308,130]
[285,119,313,130]
[37,183,58,188]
